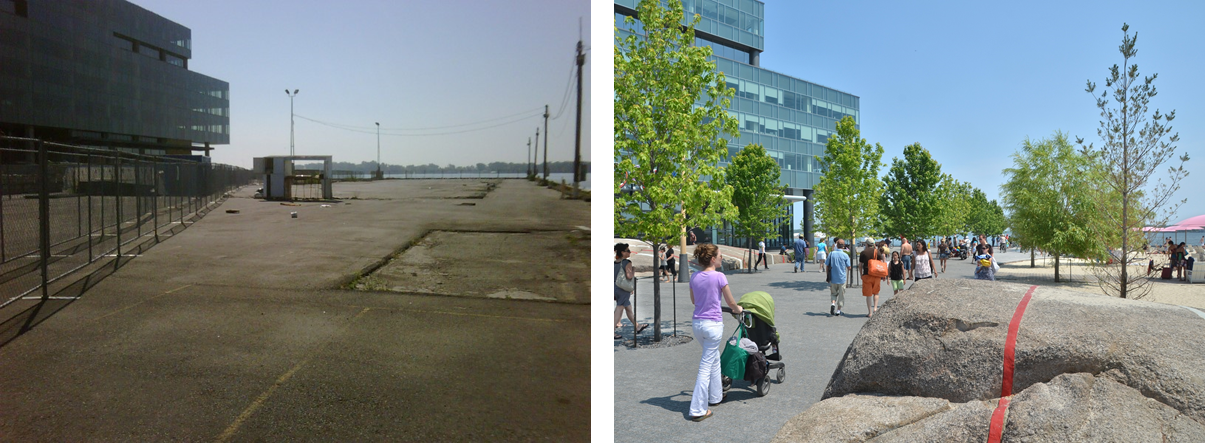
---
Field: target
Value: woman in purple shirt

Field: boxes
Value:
[688,243,743,421]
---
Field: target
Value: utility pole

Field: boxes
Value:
[533,127,540,181]
[375,122,381,180]
[572,39,585,198]
[285,89,299,157]
[527,138,532,177]
[542,104,549,180]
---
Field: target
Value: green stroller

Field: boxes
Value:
[720,291,786,397]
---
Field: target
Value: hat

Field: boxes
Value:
[615,243,630,253]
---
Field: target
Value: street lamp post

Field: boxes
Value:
[285,89,299,157]
[375,122,381,180]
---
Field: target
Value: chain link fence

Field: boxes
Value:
[0,136,253,309]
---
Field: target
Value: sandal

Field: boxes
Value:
[614,333,623,339]
[690,410,713,422]
[635,324,649,334]
[709,393,727,406]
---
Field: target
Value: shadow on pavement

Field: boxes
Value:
[766,280,831,292]
[639,390,693,416]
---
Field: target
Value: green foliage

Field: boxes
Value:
[727,144,788,261]
[614,0,738,340]
[1076,23,1190,298]
[880,143,944,240]
[814,116,884,246]
[933,175,972,239]
[1001,132,1107,281]
[964,188,1008,237]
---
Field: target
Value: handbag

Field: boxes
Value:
[615,261,635,293]
[720,326,748,380]
[825,254,833,283]
[868,249,888,279]
[991,256,1000,272]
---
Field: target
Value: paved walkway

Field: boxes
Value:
[613,247,1032,443]
[0,179,589,441]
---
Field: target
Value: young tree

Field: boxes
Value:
[726,144,788,273]
[1076,24,1190,299]
[880,143,944,241]
[614,0,738,341]
[814,116,884,285]
[934,176,972,242]
[1002,132,1107,282]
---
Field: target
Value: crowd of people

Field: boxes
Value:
[615,231,1009,423]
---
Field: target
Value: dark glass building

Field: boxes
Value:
[616,0,860,249]
[0,0,229,156]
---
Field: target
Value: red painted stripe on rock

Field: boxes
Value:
[987,397,1011,443]
[1002,285,1037,397]
[986,285,1038,443]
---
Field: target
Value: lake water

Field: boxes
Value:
[383,172,590,190]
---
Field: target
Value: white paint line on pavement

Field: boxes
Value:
[1181,305,1205,321]
[217,307,372,442]
[575,225,589,231]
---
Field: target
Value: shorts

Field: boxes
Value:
[890,279,904,291]
[902,255,913,270]
[861,274,880,296]
[816,251,827,263]
[615,290,632,307]
[940,253,950,260]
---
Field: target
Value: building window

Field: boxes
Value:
[166,53,185,68]
[137,44,160,59]
[1,0,27,17]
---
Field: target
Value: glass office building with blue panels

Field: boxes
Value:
[616,0,860,249]
[0,0,229,156]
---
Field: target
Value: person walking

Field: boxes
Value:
[913,240,936,281]
[889,251,905,295]
[815,239,828,273]
[793,234,809,273]
[974,244,996,281]
[687,243,743,422]
[859,240,883,317]
[754,239,769,270]
[826,238,852,316]
[660,245,677,283]
[938,239,950,273]
[614,244,648,339]
[900,237,914,280]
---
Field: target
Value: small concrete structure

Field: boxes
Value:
[252,155,332,200]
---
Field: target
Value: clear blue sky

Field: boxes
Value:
[771,0,1205,230]
[132,0,591,170]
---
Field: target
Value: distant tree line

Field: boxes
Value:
[296,161,589,175]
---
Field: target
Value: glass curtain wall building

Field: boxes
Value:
[616,0,860,250]
[0,0,229,157]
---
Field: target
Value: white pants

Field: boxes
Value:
[690,319,724,417]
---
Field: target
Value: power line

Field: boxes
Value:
[550,56,577,120]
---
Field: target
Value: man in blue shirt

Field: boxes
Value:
[826,238,852,316]
[793,234,808,273]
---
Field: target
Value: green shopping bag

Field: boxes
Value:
[720,325,748,380]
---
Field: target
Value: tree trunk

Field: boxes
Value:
[1054,254,1060,283]
[678,222,689,283]
[748,237,754,274]
[1031,248,1035,268]
[652,241,662,342]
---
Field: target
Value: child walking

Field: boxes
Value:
[889,251,905,295]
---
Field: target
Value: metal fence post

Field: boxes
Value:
[632,277,638,348]
[152,162,159,243]
[87,153,92,262]
[38,140,50,300]
[1,149,6,262]
[115,154,122,258]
